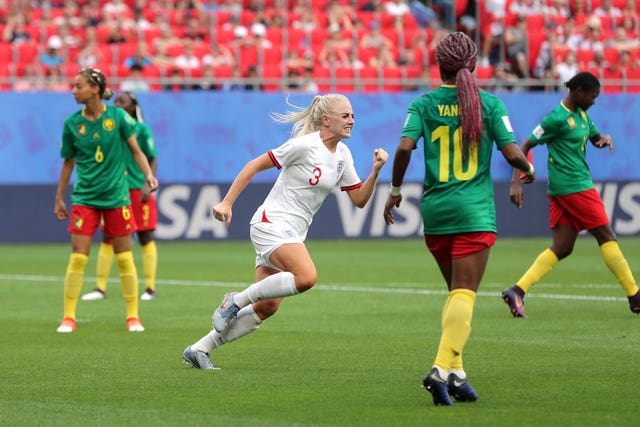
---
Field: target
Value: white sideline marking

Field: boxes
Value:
[0,274,627,302]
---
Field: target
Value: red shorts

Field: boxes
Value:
[129,188,157,231]
[424,232,497,264]
[549,188,609,231]
[69,205,137,237]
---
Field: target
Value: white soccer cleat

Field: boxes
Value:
[81,289,105,301]
[126,317,145,332]
[140,289,156,300]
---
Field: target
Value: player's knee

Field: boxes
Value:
[295,271,317,292]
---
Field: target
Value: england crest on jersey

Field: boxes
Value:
[336,160,344,177]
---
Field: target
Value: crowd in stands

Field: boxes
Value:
[467,0,640,92]
[0,0,639,92]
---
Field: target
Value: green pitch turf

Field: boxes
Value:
[1,237,638,426]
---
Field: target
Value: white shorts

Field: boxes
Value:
[250,220,305,269]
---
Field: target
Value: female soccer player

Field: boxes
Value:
[182,94,388,369]
[383,32,535,406]
[503,71,640,318]
[81,91,160,302]
[54,68,158,333]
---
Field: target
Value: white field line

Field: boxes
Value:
[0,274,627,303]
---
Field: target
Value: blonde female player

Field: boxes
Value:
[182,93,388,369]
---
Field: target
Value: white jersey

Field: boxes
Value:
[250,131,362,239]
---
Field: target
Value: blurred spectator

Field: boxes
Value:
[124,41,154,68]
[299,67,319,93]
[54,2,85,28]
[80,0,102,27]
[367,44,398,68]
[532,26,562,90]
[318,23,353,62]
[41,36,65,70]
[282,68,302,91]
[202,43,235,68]
[163,68,189,91]
[244,65,263,91]
[345,48,365,70]
[480,0,506,66]
[3,13,32,44]
[567,15,604,51]
[619,13,639,39]
[291,8,319,32]
[360,0,385,12]
[77,27,104,68]
[183,15,207,41]
[193,64,219,91]
[57,22,81,48]
[174,40,202,70]
[554,49,578,90]
[221,66,246,91]
[607,26,640,51]
[102,0,132,21]
[617,49,638,72]
[251,23,273,49]
[593,0,622,19]
[153,25,182,52]
[586,49,609,72]
[151,43,176,69]
[490,62,521,92]
[504,15,528,77]
[543,0,570,20]
[508,0,543,17]
[120,63,151,92]
[326,0,357,31]
[384,0,410,16]
[284,49,314,71]
[359,21,393,50]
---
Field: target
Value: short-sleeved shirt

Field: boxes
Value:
[528,101,599,196]
[401,85,516,234]
[60,105,137,208]
[250,131,362,239]
[125,122,156,190]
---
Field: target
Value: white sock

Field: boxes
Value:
[433,365,449,381]
[449,368,466,379]
[234,271,298,307]
[191,305,262,353]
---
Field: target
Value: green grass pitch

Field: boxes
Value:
[1,237,638,426]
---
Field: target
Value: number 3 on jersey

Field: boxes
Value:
[432,125,477,182]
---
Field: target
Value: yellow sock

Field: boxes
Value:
[434,289,476,371]
[116,251,140,319]
[63,253,88,319]
[516,249,559,293]
[96,242,114,293]
[141,241,157,291]
[600,241,639,297]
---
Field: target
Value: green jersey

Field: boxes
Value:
[528,101,598,196]
[401,85,515,234]
[61,105,137,208]
[125,122,156,190]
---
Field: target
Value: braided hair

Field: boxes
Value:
[78,67,114,100]
[120,91,144,123]
[435,32,483,148]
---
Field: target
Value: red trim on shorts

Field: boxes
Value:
[341,182,363,191]
[424,232,497,264]
[261,209,271,223]
[548,188,609,231]
[267,151,281,169]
